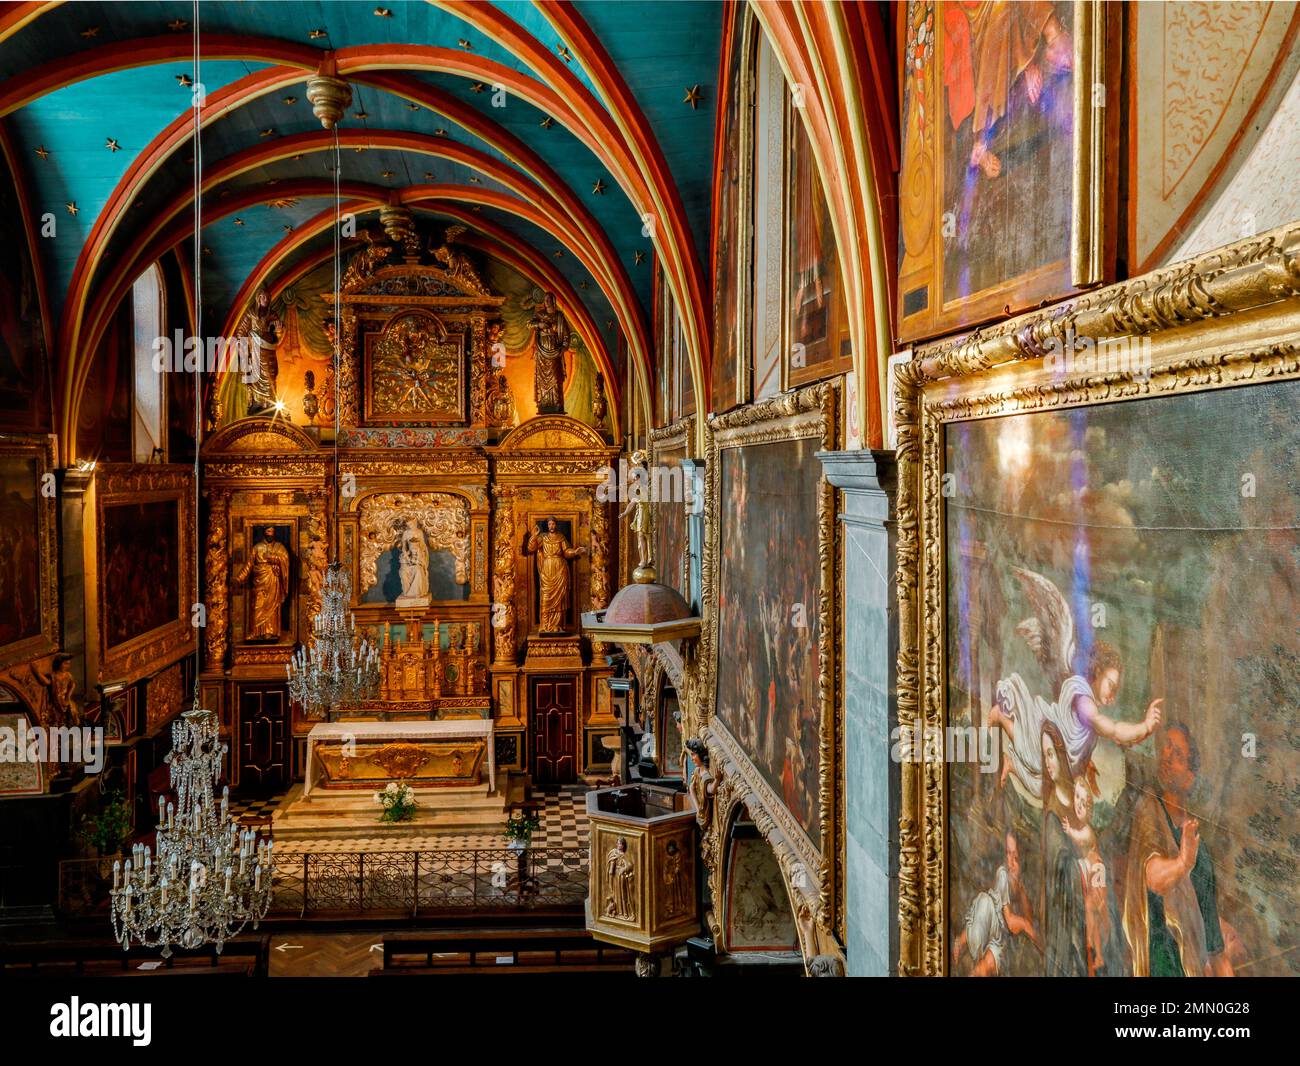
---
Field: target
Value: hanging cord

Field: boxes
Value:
[191,0,203,708]
[332,122,341,560]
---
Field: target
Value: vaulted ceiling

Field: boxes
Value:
[0,0,723,438]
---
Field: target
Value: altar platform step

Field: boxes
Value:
[269,775,526,846]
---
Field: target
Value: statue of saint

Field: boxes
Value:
[618,449,655,580]
[604,836,636,920]
[530,291,572,414]
[526,516,587,633]
[245,287,281,414]
[235,527,291,642]
[662,839,690,917]
[396,518,430,607]
[34,653,79,728]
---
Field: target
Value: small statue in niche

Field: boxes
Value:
[245,287,281,414]
[526,516,587,633]
[235,526,291,642]
[618,449,655,580]
[662,839,690,917]
[529,291,573,414]
[302,370,319,425]
[395,518,430,608]
[592,371,607,427]
[604,835,636,920]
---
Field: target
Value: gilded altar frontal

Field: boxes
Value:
[1,0,1297,1020]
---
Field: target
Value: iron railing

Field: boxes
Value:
[273,847,589,916]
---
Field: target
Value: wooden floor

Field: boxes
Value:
[267,932,387,977]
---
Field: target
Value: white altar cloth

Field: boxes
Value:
[303,719,495,797]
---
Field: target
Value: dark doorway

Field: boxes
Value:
[529,674,578,784]
[237,684,288,794]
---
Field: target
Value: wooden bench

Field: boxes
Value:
[0,934,271,977]
[377,927,635,974]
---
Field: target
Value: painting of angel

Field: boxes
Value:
[945,381,1300,976]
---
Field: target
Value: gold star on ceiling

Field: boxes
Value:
[167,18,188,32]
[66,201,78,215]
[423,172,434,180]
[634,250,645,264]
[282,96,298,105]
[381,170,395,178]
[458,39,472,50]
[353,146,367,154]
[309,28,327,40]
[469,82,486,94]
[539,117,554,130]
[268,198,298,209]
[105,138,120,152]
[266,179,279,186]
[354,110,368,120]
[434,128,448,136]
[683,84,703,109]
[592,178,605,195]
[80,26,100,39]
[553,249,565,259]
[283,224,294,233]
[471,205,481,213]
[233,217,245,226]
[557,43,573,63]
[579,280,589,290]
[469,175,481,184]
[260,128,275,137]
[405,102,420,111]
[605,319,614,330]
[176,73,192,87]
[374,7,393,18]
[34,145,49,160]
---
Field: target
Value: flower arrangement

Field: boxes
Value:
[375,781,418,822]
[503,809,541,848]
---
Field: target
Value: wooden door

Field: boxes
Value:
[237,684,288,794]
[530,674,577,784]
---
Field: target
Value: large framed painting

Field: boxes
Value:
[0,128,52,433]
[95,466,194,683]
[710,4,756,414]
[894,222,1300,976]
[649,415,693,599]
[783,100,850,389]
[0,435,58,669]
[896,0,1115,344]
[703,382,837,931]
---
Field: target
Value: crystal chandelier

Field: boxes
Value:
[285,81,381,717]
[287,562,380,715]
[109,709,273,957]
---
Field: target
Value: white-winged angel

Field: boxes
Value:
[986,567,1162,806]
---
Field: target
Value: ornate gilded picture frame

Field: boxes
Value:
[362,308,467,425]
[95,465,195,684]
[700,382,838,937]
[894,223,1300,976]
[0,434,58,670]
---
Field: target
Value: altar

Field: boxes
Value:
[303,719,496,797]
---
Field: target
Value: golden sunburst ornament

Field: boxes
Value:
[557,43,574,63]
[683,84,703,109]
[35,145,50,160]
[374,7,393,17]
[634,250,645,265]
[539,117,554,130]
[434,128,448,136]
[66,202,79,216]
[592,179,606,195]
[105,138,121,152]
[176,73,192,87]
[167,18,188,31]
[309,28,327,40]
[80,26,100,39]
[233,217,246,226]
[469,82,486,94]
[282,96,298,105]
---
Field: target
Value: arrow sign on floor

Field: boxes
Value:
[274,943,303,953]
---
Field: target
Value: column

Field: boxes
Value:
[818,449,897,977]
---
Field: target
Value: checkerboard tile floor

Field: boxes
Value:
[231,785,591,856]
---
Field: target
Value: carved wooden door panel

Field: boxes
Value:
[530,674,577,785]
[237,684,288,794]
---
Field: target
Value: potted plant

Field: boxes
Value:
[78,788,133,880]
[503,810,541,894]
[375,780,418,822]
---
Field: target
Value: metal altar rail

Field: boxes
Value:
[270,847,590,917]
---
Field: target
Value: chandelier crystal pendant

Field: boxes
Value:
[109,708,273,957]
[287,562,380,715]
